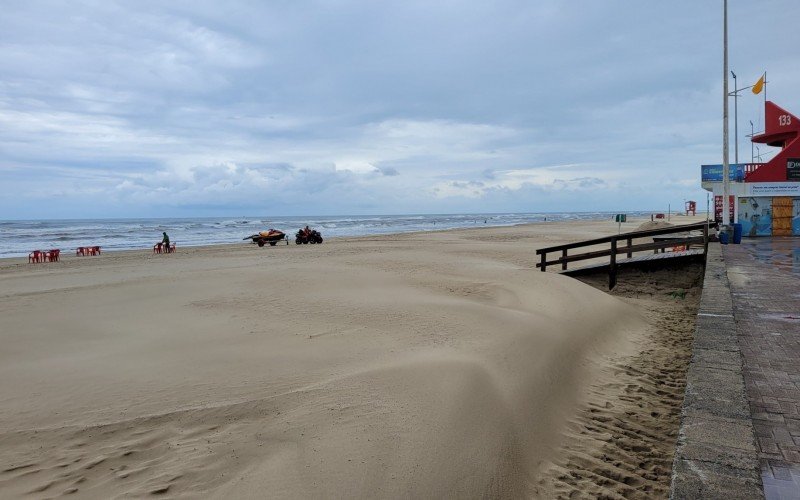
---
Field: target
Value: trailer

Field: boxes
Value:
[244,229,289,247]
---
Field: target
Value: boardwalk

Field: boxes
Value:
[562,248,705,276]
[726,238,800,499]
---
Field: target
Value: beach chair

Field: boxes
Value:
[45,249,60,262]
[153,243,162,254]
[91,246,101,255]
[168,243,176,253]
[76,247,86,256]
[28,250,43,263]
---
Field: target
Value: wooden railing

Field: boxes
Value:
[535,221,718,289]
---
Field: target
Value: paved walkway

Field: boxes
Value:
[725,238,800,499]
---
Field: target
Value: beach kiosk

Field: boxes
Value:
[701,101,800,236]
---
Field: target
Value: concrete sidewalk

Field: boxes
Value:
[726,238,800,499]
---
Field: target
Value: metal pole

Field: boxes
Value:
[722,0,730,227]
[750,120,754,163]
[731,72,739,224]
[732,71,738,165]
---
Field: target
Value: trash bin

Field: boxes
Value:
[732,223,743,244]
[719,231,729,245]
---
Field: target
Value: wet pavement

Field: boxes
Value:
[725,238,800,499]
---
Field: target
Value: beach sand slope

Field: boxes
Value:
[0,219,701,498]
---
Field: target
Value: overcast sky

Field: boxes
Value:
[1,1,797,218]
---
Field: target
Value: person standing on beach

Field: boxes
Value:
[162,232,170,253]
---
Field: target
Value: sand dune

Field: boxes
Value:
[0,218,704,498]
[535,264,703,499]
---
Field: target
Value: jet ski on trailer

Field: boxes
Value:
[244,229,288,247]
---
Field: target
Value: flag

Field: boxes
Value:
[752,74,765,95]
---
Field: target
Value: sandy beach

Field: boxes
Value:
[0,216,706,498]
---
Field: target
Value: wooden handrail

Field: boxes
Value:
[534,221,716,254]
[535,221,717,289]
[536,236,706,268]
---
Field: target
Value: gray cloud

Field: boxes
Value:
[0,1,794,218]
[553,177,607,190]
[375,166,400,176]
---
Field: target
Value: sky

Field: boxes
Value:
[1,0,798,219]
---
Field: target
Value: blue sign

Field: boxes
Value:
[701,164,745,182]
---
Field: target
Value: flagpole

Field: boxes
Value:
[722,0,730,227]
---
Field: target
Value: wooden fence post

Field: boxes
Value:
[562,249,568,270]
[626,238,632,258]
[540,252,547,272]
[609,239,617,289]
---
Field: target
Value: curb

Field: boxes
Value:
[669,243,763,499]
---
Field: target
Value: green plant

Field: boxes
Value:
[666,289,687,300]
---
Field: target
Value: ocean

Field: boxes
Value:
[0,212,651,258]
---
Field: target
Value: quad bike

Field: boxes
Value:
[244,229,287,247]
[295,227,323,244]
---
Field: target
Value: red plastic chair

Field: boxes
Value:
[92,246,101,255]
[28,250,43,263]
[76,247,86,256]
[45,249,60,262]
[153,243,162,254]
[168,243,176,253]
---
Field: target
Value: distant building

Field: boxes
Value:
[701,101,800,236]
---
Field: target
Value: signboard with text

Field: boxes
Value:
[714,195,735,223]
[701,164,746,182]
[747,183,800,196]
[788,158,800,181]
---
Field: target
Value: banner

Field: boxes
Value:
[701,164,747,182]
[788,158,800,181]
[714,195,735,223]
[748,183,800,196]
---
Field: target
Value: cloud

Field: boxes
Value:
[0,0,795,218]
[552,177,607,190]
[375,166,399,176]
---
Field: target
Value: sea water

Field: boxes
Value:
[0,212,652,258]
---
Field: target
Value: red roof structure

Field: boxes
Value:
[746,101,800,182]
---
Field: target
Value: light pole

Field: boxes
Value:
[750,120,754,163]
[722,0,730,227]
[731,71,738,165]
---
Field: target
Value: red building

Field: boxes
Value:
[701,101,800,236]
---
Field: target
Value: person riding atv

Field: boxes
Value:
[295,226,323,244]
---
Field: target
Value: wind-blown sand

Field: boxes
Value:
[0,217,706,498]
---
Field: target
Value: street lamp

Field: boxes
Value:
[722,0,730,227]
[731,71,738,165]
[749,120,754,163]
